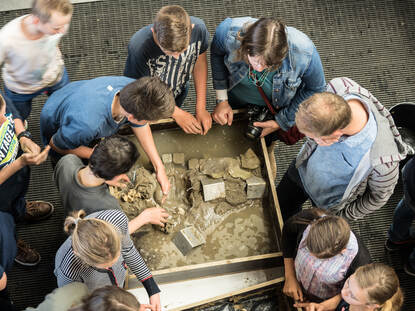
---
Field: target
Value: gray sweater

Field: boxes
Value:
[54,154,121,216]
[296,77,413,220]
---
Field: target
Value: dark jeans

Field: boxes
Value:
[388,198,415,269]
[276,159,311,221]
[0,165,29,220]
[4,68,70,120]
[0,287,16,311]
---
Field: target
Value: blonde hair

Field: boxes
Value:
[355,263,403,311]
[153,5,191,52]
[64,210,121,267]
[295,92,352,137]
[32,0,73,23]
[306,214,351,259]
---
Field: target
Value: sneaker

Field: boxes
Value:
[24,201,54,222]
[404,261,415,277]
[14,239,41,266]
[385,238,415,252]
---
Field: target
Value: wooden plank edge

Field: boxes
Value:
[168,277,285,311]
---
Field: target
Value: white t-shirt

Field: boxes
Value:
[0,15,64,94]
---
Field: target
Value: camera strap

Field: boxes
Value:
[256,84,277,115]
[249,69,278,115]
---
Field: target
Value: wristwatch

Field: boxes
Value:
[216,99,227,105]
[17,130,32,141]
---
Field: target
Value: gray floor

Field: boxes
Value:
[0,0,414,310]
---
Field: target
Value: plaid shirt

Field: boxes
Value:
[295,225,358,299]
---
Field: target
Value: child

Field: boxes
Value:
[0,0,73,120]
[124,5,211,135]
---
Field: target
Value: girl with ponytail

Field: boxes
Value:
[55,209,161,311]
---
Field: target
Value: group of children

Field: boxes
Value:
[0,0,413,310]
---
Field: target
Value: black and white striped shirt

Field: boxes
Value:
[54,209,160,296]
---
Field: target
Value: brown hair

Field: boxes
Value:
[119,76,175,121]
[32,0,73,23]
[354,263,403,311]
[236,18,288,69]
[153,5,192,52]
[295,92,352,137]
[306,213,351,259]
[64,210,121,267]
[68,286,140,311]
[89,136,139,180]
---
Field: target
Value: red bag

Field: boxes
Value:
[256,84,304,145]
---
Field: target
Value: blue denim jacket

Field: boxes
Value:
[211,17,326,131]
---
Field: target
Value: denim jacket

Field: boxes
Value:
[211,17,326,131]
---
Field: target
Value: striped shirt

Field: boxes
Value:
[296,77,412,220]
[54,209,160,296]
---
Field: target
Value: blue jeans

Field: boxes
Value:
[4,68,70,120]
[388,198,415,269]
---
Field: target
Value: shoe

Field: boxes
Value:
[385,238,415,252]
[24,201,54,222]
[14,239,41,266]
[404,261,415,277]
[267,141,277,180]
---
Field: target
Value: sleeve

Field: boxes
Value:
[102,210,161,297]
[124,29,152,79]
[2,92,22,120]
[52,121,96,150]
[196,19,210,54]
[335,162,399,220]
[274,46,326,131]
[54,250,84,287]
[210,18,232,90]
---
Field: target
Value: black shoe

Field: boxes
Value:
[404,262,415,277]
[385,238,415,252]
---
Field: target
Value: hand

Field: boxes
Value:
[140,207,169,226]
[253,120,280,137]
[19,137,41,154]
[149,293,161,311]
[212,100,233,126]
[105,173,130,188]
[283,275,304,302]
[294,302,327,311]
[156,166,171,197]
[139,304,155,311]
[173,107,202,134]
[196,108,212,135]
[19,146,50,166]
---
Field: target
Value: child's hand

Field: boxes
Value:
[19,146,50,166]
[141,207,169,226]
[19,137,41,154]
[105,174,130,188]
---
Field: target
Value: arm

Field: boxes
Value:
[128,207,169,234]
[335,162,399,220]
[210,18,232,91]
[49,136,93,159]
[283,258,304,302]
[109,210,160,299]
[132,124,170,195]
[0,146,50,185]
[275,47,326,131]
[193,52,211,135]
[0,272,7,291]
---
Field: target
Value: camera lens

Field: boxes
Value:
[246,124,262,140]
